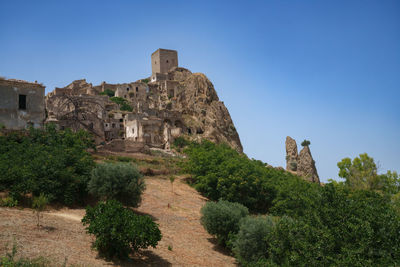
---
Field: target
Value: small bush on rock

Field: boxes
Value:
[82,200,161,259]
[88,162,145,207]
[200,200,248,247]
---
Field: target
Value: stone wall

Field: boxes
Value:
[0,79,45,129]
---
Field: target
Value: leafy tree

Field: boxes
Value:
[88,162,145,207]
[268,183,400,266]
[32,193,49,227]
[338,153,399,194]
[0,124,95,205]
[81,200,161,259]
[301,139,311,147]
[200,200,248,247]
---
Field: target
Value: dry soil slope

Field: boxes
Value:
[0,172,236,266]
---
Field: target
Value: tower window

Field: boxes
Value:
[127,87,130,91]
[136,87,138,92]
[19,95,27,110]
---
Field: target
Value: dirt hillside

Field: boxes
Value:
[0,154,236,266]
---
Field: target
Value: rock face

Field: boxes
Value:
[175,72,242,152]
[285,136,298,172]
[298,145,320,184]
[285,136,320,184]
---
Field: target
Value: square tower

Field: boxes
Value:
[151,49,178,81]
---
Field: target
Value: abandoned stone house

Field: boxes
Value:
[0,78,45,129]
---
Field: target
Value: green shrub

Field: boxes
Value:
[301,139,311,146]
[109,96,133,112]
[99,89,115,97]
[81,200,161,259]
[141,78,149,84]
[0,196,18,207]
[184,140,298,212]
[173,136,190,149]
[233,216,276,265]
[200,200,248,247]
[32,193,49,227]
[0,124,95,205]
[267,184,400,266]
[88,162,145,207]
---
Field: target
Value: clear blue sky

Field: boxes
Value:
[1,0,399,182]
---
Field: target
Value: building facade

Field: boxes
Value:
[0,79,45,129]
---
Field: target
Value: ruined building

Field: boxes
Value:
[285,136,320,184]
[45,49,242,152]
[0,78,45,129]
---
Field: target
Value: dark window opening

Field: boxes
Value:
[166,60,169,63]
[136,87,138,92]
[124,95,127,98]
[127,88,130,91]
[119,119,123,122]
[89,123,94,129]
[112,123,115,128]
[187,128,192,135]
[19,95,27,110]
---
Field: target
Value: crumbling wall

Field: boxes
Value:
[0,79,45,129]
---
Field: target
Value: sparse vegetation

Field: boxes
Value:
[99,89,115,97]
[81,200,161,259]
[32,193,49,227]
[0,196,18,207]
[110,96,133,112]
[301,139,311,146]
[88,162,145,207]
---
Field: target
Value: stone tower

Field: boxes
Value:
[151,49,178,82]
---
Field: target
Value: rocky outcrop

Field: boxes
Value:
[174,72,242,152]
[298,145,320,184]
[285,136,298,172]
[285,136,320,184]
[45,68,243,153]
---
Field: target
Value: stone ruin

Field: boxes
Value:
[285,136,320,184]
[45,48,243,153]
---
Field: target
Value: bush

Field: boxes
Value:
[0,124,95,205]
[267,184,400,266]
[233,216,276,265]
[32,193,49,227]
[173,136,190,149]
[88,162,145,207]
[0,196,18,207]
[99,89,115,97]
[301,139,310,147]
[184,140,299,212]
[82,200,161,259]
[200,200,248,247]
[110,97,133,112]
